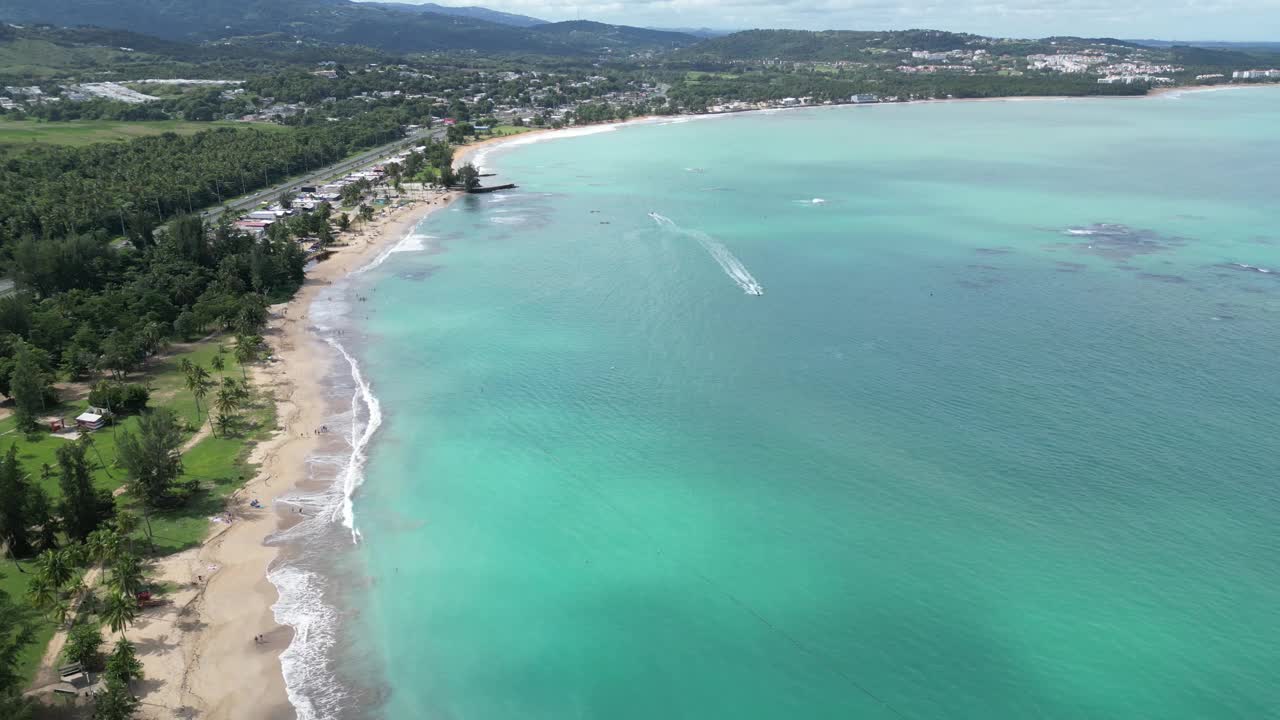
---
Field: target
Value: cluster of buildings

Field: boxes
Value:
[1,82,159,108]
[894,47,991,74]
[1233,69,1280,79]
[1098,74,1174,85]
[704,93,887,115]
[896,64,976,74]
[231,144,436,239]
[1027,52,1107,73]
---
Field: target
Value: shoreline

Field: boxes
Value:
[137,79,1279,718]
[451,82,1280,171]
[123,190,460,720]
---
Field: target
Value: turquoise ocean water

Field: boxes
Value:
[280,88,1280,720]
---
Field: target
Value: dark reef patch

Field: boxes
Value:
[1059,223,1190,261]
[1137,272,1190,284]
[398,265,442,282]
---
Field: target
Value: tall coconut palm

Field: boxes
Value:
[233,336,261,380]
[33,548,74,591]
[188,366,212,421]
[25,574,59,619]
[102,590,139,640]
[211,385,241,437]
[109,552,144,598]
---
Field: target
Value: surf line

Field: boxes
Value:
[649,213,764,296]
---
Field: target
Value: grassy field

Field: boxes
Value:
[0,342,248,497]
[0,568,58,689]
[0,119,286,150]
[2,337,275,685]
[483,124,534,137]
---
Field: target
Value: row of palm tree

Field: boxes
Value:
[181,340,263,438]
[25,516,145,638]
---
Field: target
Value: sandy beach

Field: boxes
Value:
[109,189,459,720]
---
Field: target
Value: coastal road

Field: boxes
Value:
[201,126,445,222]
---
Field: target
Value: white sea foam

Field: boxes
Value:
[324,338,381,543]
[355,227,431,274]
[490,215,527,225]
[267,283,387,720]
[649,213,764,296]
[270,564,343,720]
[390,233,433,253]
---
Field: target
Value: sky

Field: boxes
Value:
[401,0,1280,41]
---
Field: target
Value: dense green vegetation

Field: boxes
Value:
[664,67,1147,109]
[0,24,395,85]
[0,113,404,247]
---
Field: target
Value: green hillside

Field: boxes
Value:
[0,0,699,56]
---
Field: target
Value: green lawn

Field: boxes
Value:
[4,337,276,686]
[482,124,534,137]
[0,415,133,497]
[126,397,274,555]
[0,341,248,499]
[0,119,286,150]
[0,568,59,688]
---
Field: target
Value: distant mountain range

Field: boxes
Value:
[1128,39,1280,52]
[358,1,546,28]
[3,0,1276,65]
[0,0,700,55]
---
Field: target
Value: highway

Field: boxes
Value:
[201,126,444,221]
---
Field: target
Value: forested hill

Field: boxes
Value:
[358,1,547,28]
[529,21,697,51]
[0,0,699,56]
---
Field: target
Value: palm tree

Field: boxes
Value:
[212,384,241,437]
[233,336,260,380]
[190,366,213,422]
[214,412,235,439]
[102,591,139,640]
[109,553,144,597]
[211,353,225,376]
[25,574,59,618]
[34,547,75,591]
[213,385,240,420]
[87,527,123,577]
[106,638,144,685]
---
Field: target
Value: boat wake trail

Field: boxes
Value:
[649,213,764,296]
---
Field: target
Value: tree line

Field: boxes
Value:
[0,111,405,250]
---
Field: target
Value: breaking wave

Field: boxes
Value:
[324,337,381,543]
[269,564,344,720]
[649,213,764,296]
[268,287,386,719]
